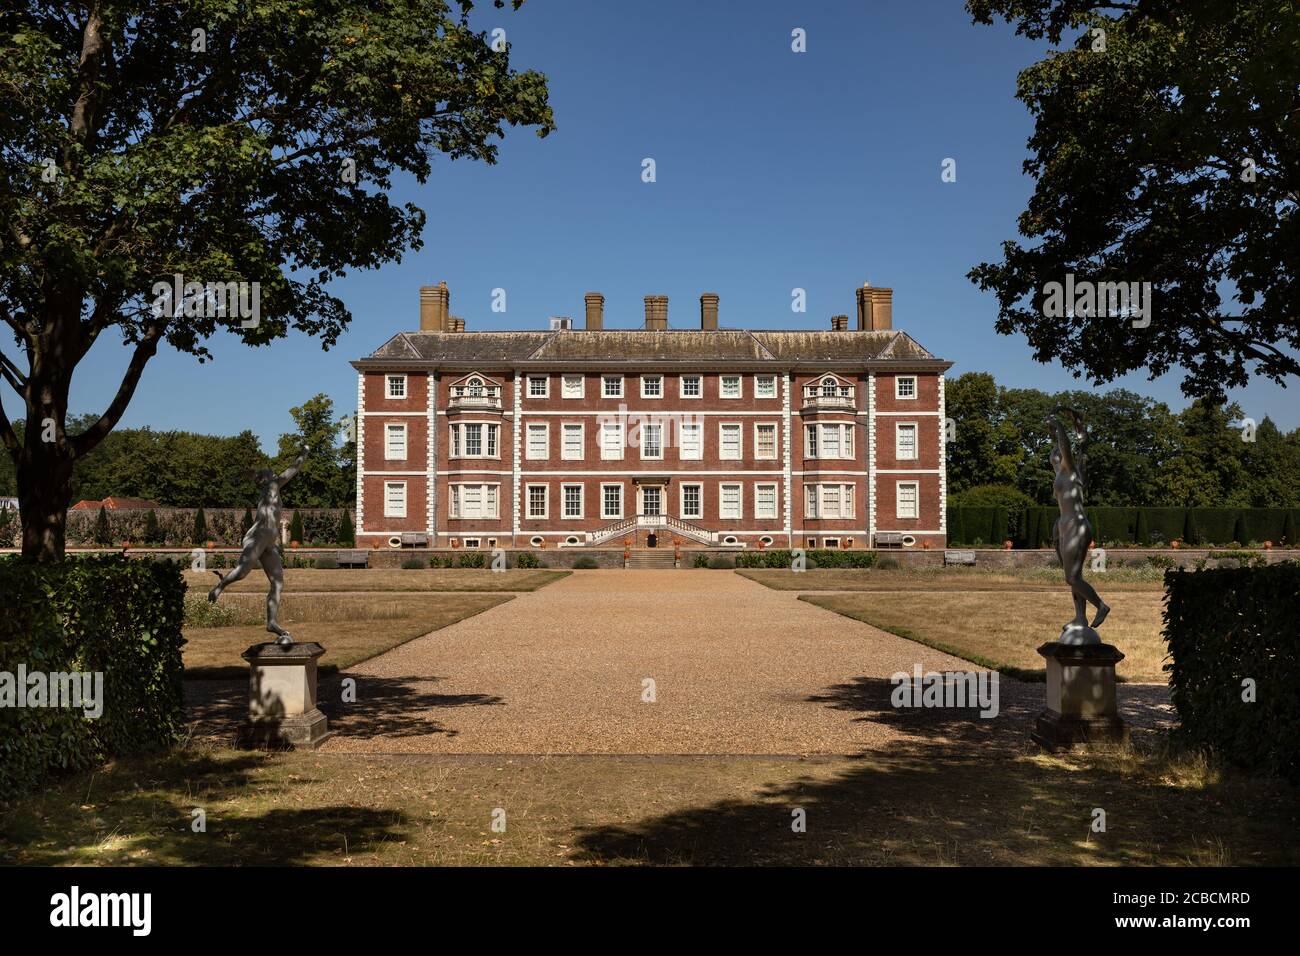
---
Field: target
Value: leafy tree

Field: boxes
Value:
[966,0,1300,399]
[1,0,554,561]
[192,507,208,546]
[272,393,353,508]
[92,505,112,546]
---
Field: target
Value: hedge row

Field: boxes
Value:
[44,507,357,548]
[947,506,1300,548]
[1164,564,1300,781]
[0,556,186,799]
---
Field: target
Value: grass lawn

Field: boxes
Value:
[183,593,512,679]
[738,567,1165,592]
[2,744,1294,866]
[801,590,1168,682]
[182,567,568,594]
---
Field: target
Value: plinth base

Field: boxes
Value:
[239,708,331,749]
[239,641,330,750]
[1031,640,1128,751]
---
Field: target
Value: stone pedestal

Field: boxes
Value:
[239,642,330,749]
[1032,641,1128,750]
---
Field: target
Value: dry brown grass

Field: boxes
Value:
[182,593,512,678]
[739,567,1164,592]
[802,590,1168,682]
[3,746,1293,866]
[182,567,568,594]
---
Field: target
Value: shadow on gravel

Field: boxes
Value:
[184,674,504,741]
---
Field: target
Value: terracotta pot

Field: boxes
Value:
[205,540,215,549]
[1263,540,1273,550]
[1171,540,1181,549]
[290,540,300,549]
[451,539,460,548]
[1003,539,1013,550]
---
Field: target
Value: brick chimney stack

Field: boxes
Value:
[419,281,450,332]
[855,283,893,331]
[700,293,719,331]
[584,292,604,330]
[644,295,668,330]
[831,314,849,331]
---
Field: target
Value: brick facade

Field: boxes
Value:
[353,287,951,552]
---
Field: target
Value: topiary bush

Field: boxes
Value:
[92,505,113,546]
[513,552,540,569]
[572,556,599,569]
[0,555,185,799]
[401,558,424,570]
[457,551,486,569]
[1164,563,1300,781]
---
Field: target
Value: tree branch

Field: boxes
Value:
[69,320,166,459]
[0,350,27,395]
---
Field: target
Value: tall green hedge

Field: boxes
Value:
[1164,564,1300,781]
[947,505,1300,547]
[0,555,185,799]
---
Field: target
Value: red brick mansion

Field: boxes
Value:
[351,284,951,552]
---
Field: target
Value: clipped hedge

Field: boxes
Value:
[952,505,1300,548]
[1164,563,1300,780]
[0,555,185,799]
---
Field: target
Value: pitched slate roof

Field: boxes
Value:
[357,328,944,368]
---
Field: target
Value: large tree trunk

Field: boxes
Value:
[17,440,75,562]
[15,357,76,563]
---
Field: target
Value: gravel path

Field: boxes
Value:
[302,570,1172,756]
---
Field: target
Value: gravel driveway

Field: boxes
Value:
[316,570,1172,755]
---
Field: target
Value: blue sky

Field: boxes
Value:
[36,0,1298,446]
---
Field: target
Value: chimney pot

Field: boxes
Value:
[700,293,719,331]
[584,292,604,330]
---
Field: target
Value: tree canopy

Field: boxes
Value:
[945,371,1300,507]
[1,0,553,559]
[966,0,1299,398]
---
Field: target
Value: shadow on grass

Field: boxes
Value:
[0,752,411,866]
[571,677,1230,867]
[184,675,504,741]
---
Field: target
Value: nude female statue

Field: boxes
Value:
[1048,408,1110,642]
[208,445,309,644]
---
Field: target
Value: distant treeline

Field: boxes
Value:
[946,373,1300,508]
[0,394,354,509]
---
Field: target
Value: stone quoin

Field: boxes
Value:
[350,283,951,551]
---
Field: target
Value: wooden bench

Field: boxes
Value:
[944,549,977,566]
[399,532,429,548]
[336,550,368,568]
[874,532,906,548]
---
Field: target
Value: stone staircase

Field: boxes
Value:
[624,550,679,569]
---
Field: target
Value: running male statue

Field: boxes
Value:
[1048,408,1110,643]
[208,445,309,644]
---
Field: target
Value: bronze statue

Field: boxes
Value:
[208,446,309,644]
[1048,408,1109,643]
